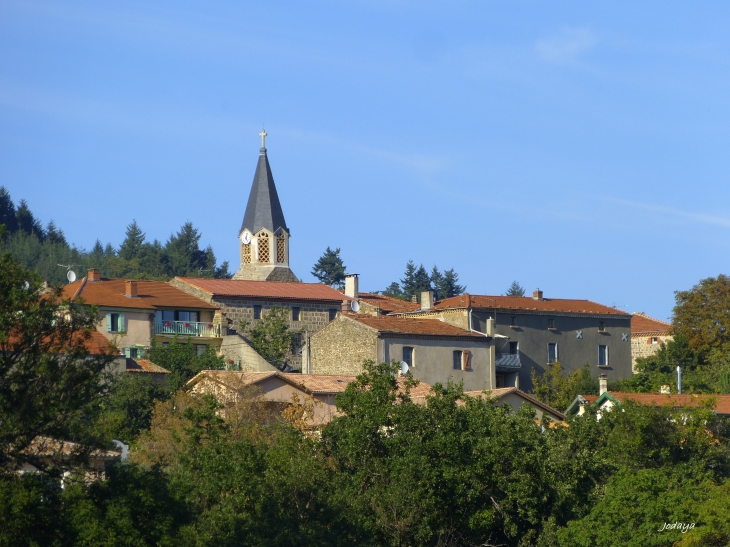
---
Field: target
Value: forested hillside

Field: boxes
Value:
[0,187,231,285]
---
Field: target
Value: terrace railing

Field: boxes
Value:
[154,321,221,338]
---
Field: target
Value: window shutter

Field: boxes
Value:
[555,344,559,361]
[106,313,112,332]
[124,347,131,358]
[118,314,125,332]
[462,350,472,371]
[606,345,609,366]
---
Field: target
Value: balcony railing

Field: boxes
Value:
[154,321,221,338]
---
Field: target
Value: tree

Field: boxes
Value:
[382,281,404,299]
[240,307,303,370]
[163,222,209,277]
[400,260,432,302]
[118,220,146,261]
[311,247,346,289]
[45,221,68,247]
[146,339,225,394]
[434,267,465,299]
[531,362,597,412]
[0,187,18,233]
[505,280,526,297]
[674,275,730,354]
[0,253,114,472]
[15,199,44,240]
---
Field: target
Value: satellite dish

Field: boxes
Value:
[400,361,409,375]
[67,270,77,283]
[350,300,360,313]
[23,281,30,290]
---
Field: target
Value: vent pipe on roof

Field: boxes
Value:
[677,366,682,394]
[599,373,608,396]
[345,274,359,299]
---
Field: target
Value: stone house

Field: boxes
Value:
[630,312,673,371]
[310,313,496,391]
[390,289,633,391]
[63,269,221,358]
[170,277,353,371]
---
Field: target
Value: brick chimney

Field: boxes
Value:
[88,268,101,282]
[125,280,138,298]
[421,290,434,310]
[599,373,608,396]
[345,273,359,299]
[533,289,543,300]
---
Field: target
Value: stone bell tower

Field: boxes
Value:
[233,131,299,282]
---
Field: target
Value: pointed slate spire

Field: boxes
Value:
[240,135,288,235]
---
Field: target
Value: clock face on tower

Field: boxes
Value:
[241,231,251,245]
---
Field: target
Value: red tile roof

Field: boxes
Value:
[462,387,567,420]
[126,359,170,374]
[429,293,629,316]
[174,278,352,302]
[63,278,216,310]
[4,329,115,356]
[631,313,672,335]
[350,315,486,338]
[358,292,421,314]
[603,392,730,415]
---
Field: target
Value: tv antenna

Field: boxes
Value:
[197,268,212,276]
[58,264,77,283]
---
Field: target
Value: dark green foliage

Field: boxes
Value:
[147,338,225,394]
[386,261,465,301]
[94,374,167,444]
[311,246,346,288]
[505,280,526,296]
[0,253,114,472]
[531,362,597,412]
[0,187,232,284]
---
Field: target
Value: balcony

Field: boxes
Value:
[154,321,221,338]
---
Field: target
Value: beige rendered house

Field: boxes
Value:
[63,269,221,358]
[309,313,496,392]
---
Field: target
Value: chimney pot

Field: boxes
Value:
[599,373,608,396]
[88,268,101,282]
[125,280,138,298]
[533,289,543,300]
[420,290,434,310]
[345,274,359,299]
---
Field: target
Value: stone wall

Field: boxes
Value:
[310,316,378,375]
[631,333,673,371]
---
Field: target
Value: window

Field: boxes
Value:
[161,310,175,321]
[402,346,414,367]
[253,305,262,320]
[547,343,558,364]
[509,341,519,355]
[651,337,658,345]
[548,318,555,329]
[598,345,609,366]
[599,321,605,332]
[496,374,506,388]
[292,307,301,321]
[328,308,338,321]
[196,344,207,356]
[510,316,516,325]
[129,347,138,358]
[177,311,199,322]
[453,350,463,370]
[106,313,124,333]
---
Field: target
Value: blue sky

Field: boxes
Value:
[2,1,729,321]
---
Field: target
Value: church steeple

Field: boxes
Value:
[233,133,299,282]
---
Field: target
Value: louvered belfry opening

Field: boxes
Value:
[242,242,251,264]
[257,232,270,263]
[276,233,286,263]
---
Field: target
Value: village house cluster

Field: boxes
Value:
[63,134,677,424]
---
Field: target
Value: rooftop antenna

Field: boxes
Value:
[197,268,211,276]
[58,264,77,283]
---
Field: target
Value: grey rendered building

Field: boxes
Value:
[393,289,632,392]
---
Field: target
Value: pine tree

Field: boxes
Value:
[118,220,146,260]
[382,282,403,299]
[0,187,18,233]
[400,261,432,302]
[45,221,68,247]
[441,268,465,298]
[430,266,446,300]
[311,247,346,289]
[505,281,525,297]
[15,200,44,240]
[163,222,207,277]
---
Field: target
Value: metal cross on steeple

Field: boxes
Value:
[259,129,267,148]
